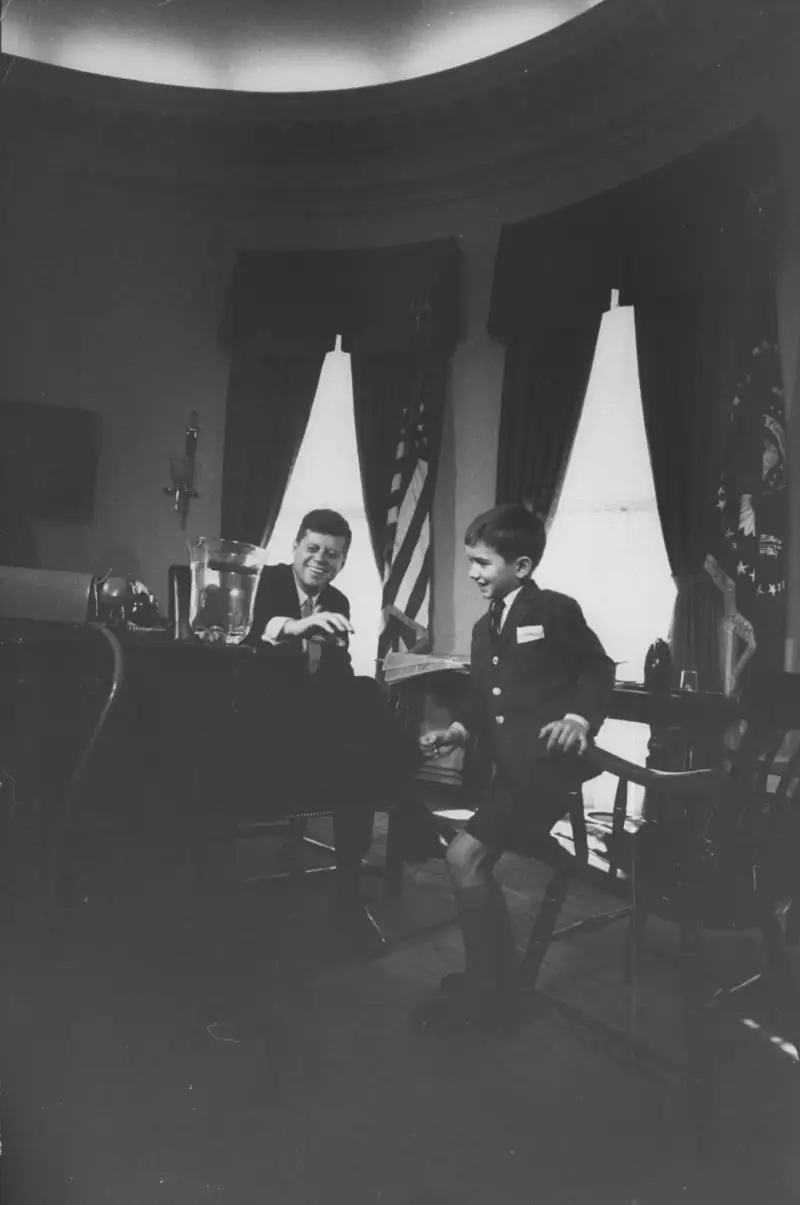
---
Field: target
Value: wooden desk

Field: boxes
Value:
[1,622,403,911]
[386,665,741,768]
[609,685,741,771]
[0,625,323,886]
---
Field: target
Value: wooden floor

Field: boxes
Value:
[2,813,800,1204]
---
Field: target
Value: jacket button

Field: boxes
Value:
[492,656,499,666]
[495,715,505,724]
[492,687,501,696]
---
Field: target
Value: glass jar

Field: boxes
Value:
[187,537,266,645]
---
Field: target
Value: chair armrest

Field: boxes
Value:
[584,745,721,799]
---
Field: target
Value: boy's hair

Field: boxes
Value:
[296,509,352,554]
[464,504,546,568]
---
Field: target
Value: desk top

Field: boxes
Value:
[609,684,740,732]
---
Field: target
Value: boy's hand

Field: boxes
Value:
[540,716,589,756]
[419,725,465,759]
[284,612,353,643]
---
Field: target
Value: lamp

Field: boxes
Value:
[164,411,199,529]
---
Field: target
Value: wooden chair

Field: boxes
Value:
[517,730,800,1154]
[0,620,126,924]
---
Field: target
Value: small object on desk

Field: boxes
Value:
[643,638,672,692]
[679,670,699,693]
[382,651,470,684]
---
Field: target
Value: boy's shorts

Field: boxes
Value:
[464,760,579,853]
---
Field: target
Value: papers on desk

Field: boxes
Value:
[382,651,470,684]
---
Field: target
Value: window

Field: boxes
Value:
[537,303,676,808]
[266,338,382,677]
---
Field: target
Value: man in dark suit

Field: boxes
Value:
[414,504,615,1033]
[247,509,418,957]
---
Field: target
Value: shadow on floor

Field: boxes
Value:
[1,819,800,1204]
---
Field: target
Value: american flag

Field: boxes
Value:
[715,327,788,669]
[378,369,438,661]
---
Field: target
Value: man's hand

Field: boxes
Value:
[283,611,354,643]
[419,725,466,759]
[539,716,589,756]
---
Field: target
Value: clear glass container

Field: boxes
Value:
[187,537,266,645]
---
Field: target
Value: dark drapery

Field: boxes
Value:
[220,250,341,545]
[220,239,461,555]
[221,343,330,546]
[347,238,461,576]
[488,120,780,686]
[632,293,741,690]
[626,122,780,686]
[494,317,603,521]
[488,191,615,519]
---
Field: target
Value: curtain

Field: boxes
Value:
[221,342,330,546]
[633,292,742,691]
[486,119,779,691]
[626,121,780,688]
[347,239,461,651]
[487,190,616,521]
[494,314,603,521]
[219,239,461,575]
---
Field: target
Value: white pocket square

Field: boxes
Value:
[516,624,544,643]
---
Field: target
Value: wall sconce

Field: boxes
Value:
[164,411,199,529]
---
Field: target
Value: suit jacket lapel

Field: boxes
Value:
[495,580,542,653]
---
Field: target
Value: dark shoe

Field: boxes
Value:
[331,901,388,960]
[409,993,517,1036]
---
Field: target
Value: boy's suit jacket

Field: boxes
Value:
[459,580,614,789]
[246,562,353,679]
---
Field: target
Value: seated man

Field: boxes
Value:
[246,508,423,957]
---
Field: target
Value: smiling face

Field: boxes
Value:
[292,529,348,595]
[465,540,532,602]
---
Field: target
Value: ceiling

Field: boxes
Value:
[2,0,602,93]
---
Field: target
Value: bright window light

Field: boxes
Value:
[538,304,677,810]
[266,338,382,678]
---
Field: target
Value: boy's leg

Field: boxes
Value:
[410,830,515,1033]
[450,831,519,996]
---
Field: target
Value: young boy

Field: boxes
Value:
[414,504,615,1034]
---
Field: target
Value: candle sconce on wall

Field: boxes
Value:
[164,411,199,530]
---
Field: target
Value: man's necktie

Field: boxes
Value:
[301,596,322,675]
[489,597,504,640]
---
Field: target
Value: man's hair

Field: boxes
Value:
[464,504,546,568]
[295,509,352,554]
